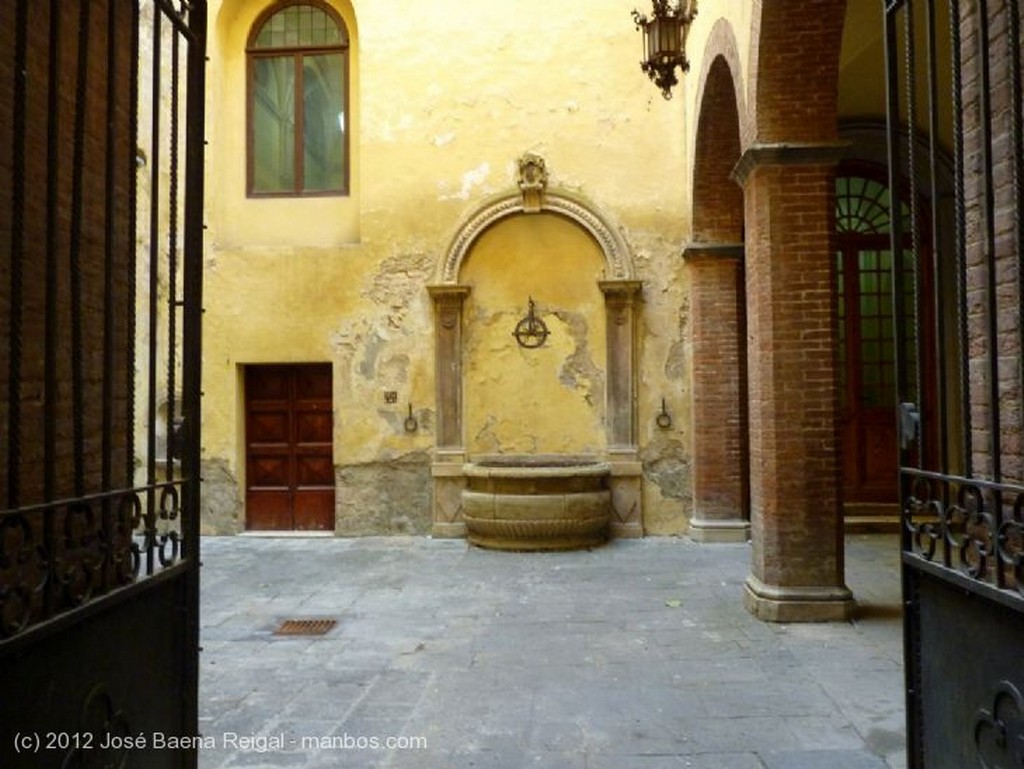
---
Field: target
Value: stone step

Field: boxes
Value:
[844,503,901,534]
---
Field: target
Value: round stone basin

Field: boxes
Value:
[462,455,612,551]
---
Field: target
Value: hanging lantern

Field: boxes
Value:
[631,0,697,99]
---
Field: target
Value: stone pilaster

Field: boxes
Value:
[684,243,749,543]
[600,280,643,537]
[733,144,854,621]
[427,285,471,537]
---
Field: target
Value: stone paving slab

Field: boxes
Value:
[197,535,905,769]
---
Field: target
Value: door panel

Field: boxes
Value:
[245,364,334,530]
[838,243,901,503]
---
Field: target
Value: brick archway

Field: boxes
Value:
[737,0,854,621]
[748,0,846,145]
[686,48,749,542]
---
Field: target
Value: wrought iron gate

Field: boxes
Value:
[1,1,206,767]
[884,1,1024,767]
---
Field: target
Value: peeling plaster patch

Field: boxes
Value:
[665,339,687,380]
[379,353,411,387]
[665,294,689,379]
[359,330,386,379]
[377,113,415,143]
[554,310,604,407]
[367,252,433,305]
[441,162,491,201]
[641,440,692,502]
[433,132,456,147]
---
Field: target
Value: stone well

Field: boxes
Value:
[461,455,612,551]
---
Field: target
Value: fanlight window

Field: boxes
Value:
[836,175,911,235]
[248,2,349,196]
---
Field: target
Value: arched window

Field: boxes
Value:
[247,1,349,196]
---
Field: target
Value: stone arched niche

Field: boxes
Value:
[427,156,642,539]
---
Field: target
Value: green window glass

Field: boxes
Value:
[249,3,348,196]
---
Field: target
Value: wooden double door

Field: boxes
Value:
[245,364,335,530]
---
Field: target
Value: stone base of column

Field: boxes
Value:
[743,574,855,622]
[688,517,750,543]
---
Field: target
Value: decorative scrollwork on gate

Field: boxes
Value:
[903,470,1024,594]
[0,514,48,638]
[999,504,1024,598]
[0,483,187,640]
[60,684,132,769]
[157,485,182,567]
[58,501,103,607]
[974,681,1024,769]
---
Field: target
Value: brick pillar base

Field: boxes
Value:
[684,243,749,542]
[734,144,854,622]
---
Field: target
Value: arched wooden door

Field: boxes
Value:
[835,169,926,504]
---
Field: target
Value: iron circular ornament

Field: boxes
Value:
[513,316,550,348]
[513,297,550,349]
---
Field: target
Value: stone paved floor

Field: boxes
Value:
[197,534,906,769]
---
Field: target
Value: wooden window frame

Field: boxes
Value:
[246,0,350,198]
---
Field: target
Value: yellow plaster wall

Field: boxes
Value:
[461,214,607,456]
[209,0,362,247]
[201,0,695,534]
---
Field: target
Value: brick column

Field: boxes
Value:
[427,285,471,538]
[600,280,644,537]
[684,243,749,542]
[733,144,854,621]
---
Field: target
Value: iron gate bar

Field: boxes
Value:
[1013,1,1024,438]
[976,0,1002,484]
[102,0,119,597]
[902,6,926,463]
[168,6,180,478]
[44,0,60,520]
[69,0,90,497]
[156,0,203,42]
[182,2,208,752]
[7,0,28,510]
[147,0,164,578]
[950,0,972,477]
[127,0,141,494]
[924,0,949,478]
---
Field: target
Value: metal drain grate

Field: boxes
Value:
[273,618,337,636]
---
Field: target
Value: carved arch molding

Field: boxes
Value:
[437,189,635,285]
